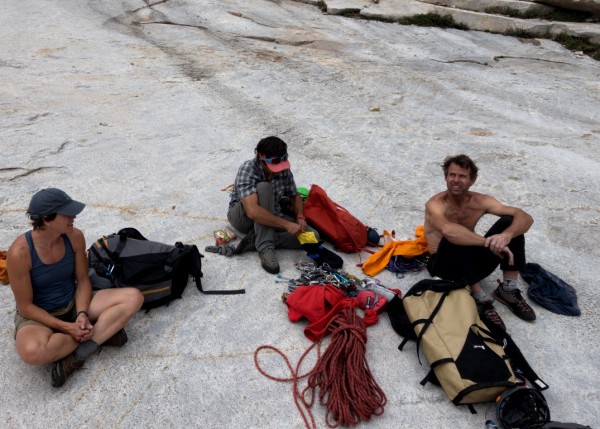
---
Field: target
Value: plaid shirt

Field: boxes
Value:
[229,158,297,216]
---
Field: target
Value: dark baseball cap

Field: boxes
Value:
[27,188,85,218]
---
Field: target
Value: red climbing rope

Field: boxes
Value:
[254,307,387,428]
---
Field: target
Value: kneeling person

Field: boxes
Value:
[228,136,318,274]
[7,188,144,387]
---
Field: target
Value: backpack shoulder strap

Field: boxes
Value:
[117,227,148,241]
[178,244,245,295]
[96,233,128,263]
[412,290,450,364]
[482,315,549,391]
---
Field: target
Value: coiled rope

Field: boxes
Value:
[254,307,387,428]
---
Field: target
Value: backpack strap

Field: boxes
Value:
[117,227,148,241]
[89,243,109,265]
[396,279,464,354]
[480,315,548,390]
[420,361,449,388]
[398,337,411,351]
[97,234,127,263]
[176,243,245,295]
[413,290,450,364]
[420,368,438,386]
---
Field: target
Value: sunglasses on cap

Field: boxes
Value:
[259,153,288,164]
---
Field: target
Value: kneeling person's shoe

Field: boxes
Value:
[234,230,256,255]
[476,299,506,331]
[103,328,128,347]
[493,282,536,321]
[259,246,280,274]
[51,354,84,388]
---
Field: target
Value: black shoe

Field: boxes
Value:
[234,230,256,255]
[259,246,280,274]
[476,299,506,331]
[51,354,84,388]
[103,328,128,347]
[493,283,536,321]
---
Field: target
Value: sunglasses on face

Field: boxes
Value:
[260,153,288,164]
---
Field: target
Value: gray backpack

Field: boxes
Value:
[88,228,244,309]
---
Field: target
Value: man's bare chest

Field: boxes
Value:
[444,206,482,230]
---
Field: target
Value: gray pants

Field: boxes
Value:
[227,182,318,252]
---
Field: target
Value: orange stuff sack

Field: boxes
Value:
[361,226,428,276]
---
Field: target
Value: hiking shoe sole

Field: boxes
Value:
[493,287,536,321]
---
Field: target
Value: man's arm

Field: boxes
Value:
[69,228,94,340]
[241,194,302,235]
[292,193,308,232]
[484,199,533,254]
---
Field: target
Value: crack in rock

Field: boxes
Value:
[49,141,71,155]
[137,16,310,46]
[27,112,51,123]
[132,0,170,13]
[493,55,573,65]
[432,59,490,66]
[0,60,22,69]
[0,166,65,182]
[242,35,314,46]
[227,11,279,28]
[146,0,169,6]
[137,20,208,31]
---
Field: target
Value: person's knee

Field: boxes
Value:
[16,336,53,365]
[17,342,42,365]
[123,288,144,313]
[100,287,143,314]
[256,182,273,195]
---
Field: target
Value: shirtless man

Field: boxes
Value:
[424,154,536,329]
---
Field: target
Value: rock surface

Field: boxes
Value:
[1,1,599,428]
[536,0,600,13]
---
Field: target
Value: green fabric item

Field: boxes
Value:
[297,187,309,199]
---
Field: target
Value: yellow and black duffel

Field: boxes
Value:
[391,278,548,412]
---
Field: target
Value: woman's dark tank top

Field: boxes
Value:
[25,231,75,311]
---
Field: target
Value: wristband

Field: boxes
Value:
[76,310,89,318]
[297,214,305,220]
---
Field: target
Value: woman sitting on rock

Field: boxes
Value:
[6,188,143,387]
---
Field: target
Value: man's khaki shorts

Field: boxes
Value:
[14,299,76,339]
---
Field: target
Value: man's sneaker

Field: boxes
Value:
[234,230,256,255]
[259,246,280,274]
[51,354,84,388]
[476,299,506,331]
[493,282,536,321]
[103,328,128,347]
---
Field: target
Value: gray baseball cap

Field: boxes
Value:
[27,188,85,218]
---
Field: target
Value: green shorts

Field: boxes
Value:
[14,299,76,339]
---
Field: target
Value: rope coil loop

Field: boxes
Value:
[254,307,387,428]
